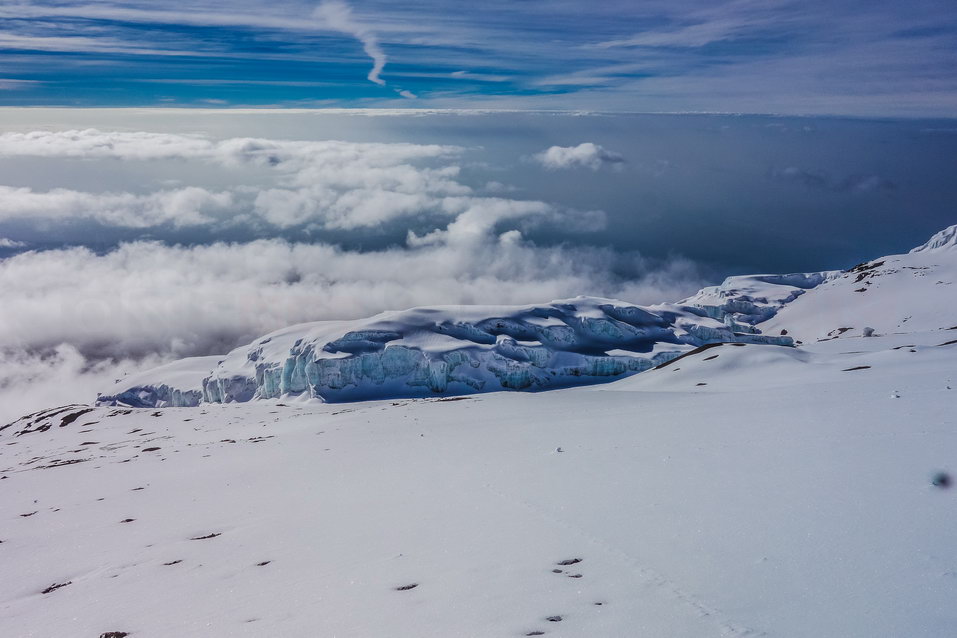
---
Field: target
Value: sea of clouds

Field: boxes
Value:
[0,128,706,422]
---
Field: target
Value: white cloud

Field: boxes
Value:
[0,237,26,248]
[0,185,233,228]
[0,345,165,425]
[0,127,706,421]
[315,0,388,86]
[0,235,705,365]
[533,142,625,170]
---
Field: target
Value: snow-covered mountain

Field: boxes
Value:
[3,224,956,638]
[97,224,957,409]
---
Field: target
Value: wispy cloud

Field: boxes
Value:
[315,0,387,86]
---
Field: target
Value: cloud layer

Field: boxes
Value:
[534,143,625,171]
[0,126,707,422]
[0,129,566,231]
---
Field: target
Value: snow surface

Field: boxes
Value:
[3,224,956,637]
[763,232,957,342]
[2,329,955,637]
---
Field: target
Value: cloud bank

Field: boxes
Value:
[534,143,625,171]
[0,126,707,422]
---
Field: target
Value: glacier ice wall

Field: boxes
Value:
[97,296,792,408]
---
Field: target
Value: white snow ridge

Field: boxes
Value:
[2,224,956,638]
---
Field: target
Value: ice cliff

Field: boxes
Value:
[98,296,794,407]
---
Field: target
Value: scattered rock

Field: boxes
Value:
[20,511,38,517]
[163,560,183,566]
[932,472,952,488]
[546,616,563,622]
[395,583,418,591]
[190,533,221,540]
[842,366,871,371]
[256,561,271,567]
[556,558,581,566]
[41,581,71,594]
[142,447,161,452]
[120,519,135,523]
[99,632,130,638]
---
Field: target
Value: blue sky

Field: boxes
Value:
[1,0,956,115]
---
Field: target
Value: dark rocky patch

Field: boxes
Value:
[567,574,583,578]
[59,408,95,428]
[99,632,129,637]
[142,447,161,452]
[41,581,71,594]
[842,366,872,371]
[256,561,271,566]
[526,632,545,636]
[20,511,38,517]
[190,533,221,540]
[395,583,418,591]
[120,519,135,523]
[546,616,563,622]
[163,560,183,566]
[556,558,581,566]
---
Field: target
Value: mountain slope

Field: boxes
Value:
[2,329,955,638]
[2,224,956,637]
[762,224,957,342]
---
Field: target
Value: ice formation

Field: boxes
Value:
[98,297,793,407]
[97,224,957,408]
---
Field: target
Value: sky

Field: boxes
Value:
[0,1,955,421]
[0,0,955,116]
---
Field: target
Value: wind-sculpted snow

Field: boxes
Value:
[679,271,840,329]
[98,297,793,407]
[910,223,957,253]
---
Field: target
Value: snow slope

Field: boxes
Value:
[762,224,957,342]
[2,330,955,637]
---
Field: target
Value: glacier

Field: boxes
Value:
[103,225,957,408]
[97,296,796,407]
